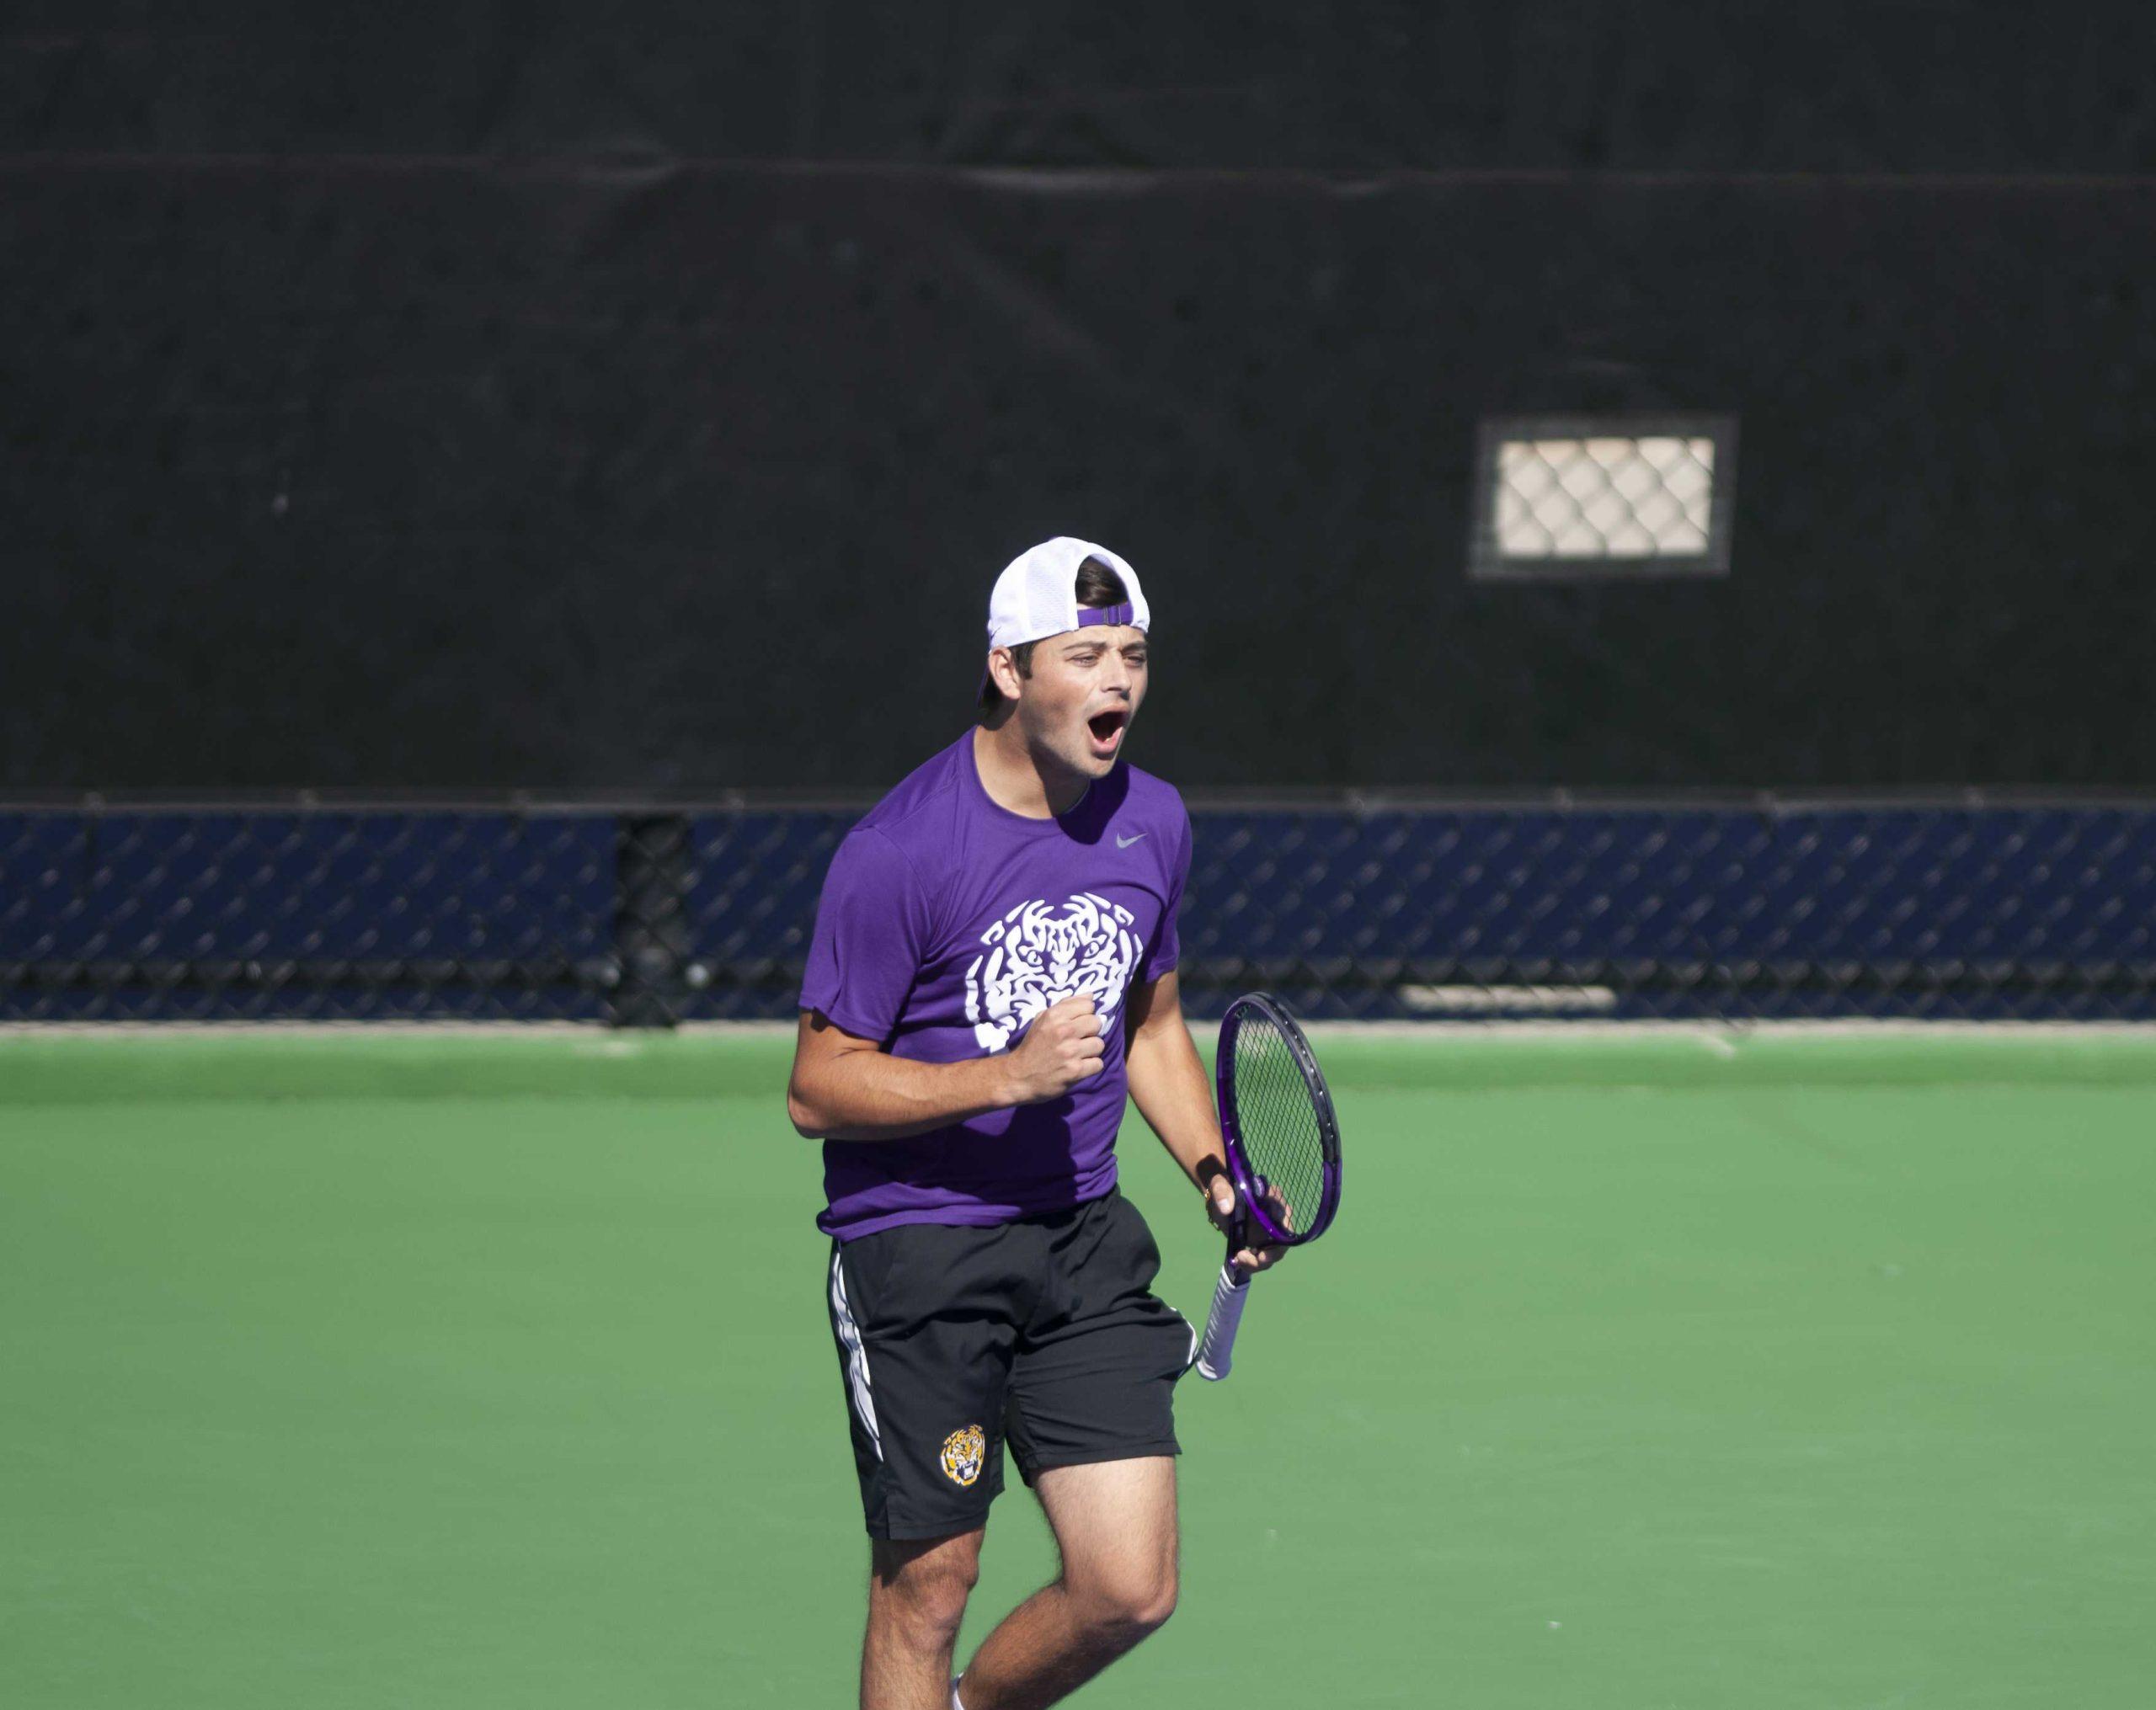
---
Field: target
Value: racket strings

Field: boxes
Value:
[1230,1017,1328,1239]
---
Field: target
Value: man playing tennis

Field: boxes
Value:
[788,537,1283,1710]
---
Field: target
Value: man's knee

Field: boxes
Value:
[870,1537,981,1644]
[1070,1558,1178,1640]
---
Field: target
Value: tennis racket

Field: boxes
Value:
[1193,993,1343,1382]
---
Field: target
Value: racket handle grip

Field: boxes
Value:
[1194,1261,1250,1382]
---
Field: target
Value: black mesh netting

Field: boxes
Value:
[5,797,2153,1025]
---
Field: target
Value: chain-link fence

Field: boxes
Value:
[4,797,2153,1025]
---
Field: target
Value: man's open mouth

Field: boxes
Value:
[1086,709,1129,755]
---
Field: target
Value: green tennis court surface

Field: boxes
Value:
[4,1028,2153,1707]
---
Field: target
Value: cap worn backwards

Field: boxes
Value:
[985,538,1150,652]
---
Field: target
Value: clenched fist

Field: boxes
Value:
[1003,992,1106,1103]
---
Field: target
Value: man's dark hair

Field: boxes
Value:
[976,557,1131,722]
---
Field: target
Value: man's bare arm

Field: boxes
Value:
[1123,969,1284,1273]
[787,994,1107,1141]
[1122,970,1225,1189]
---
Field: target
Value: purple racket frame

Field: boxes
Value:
[1215,993,1343,1249]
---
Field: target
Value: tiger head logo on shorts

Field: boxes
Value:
[939,1424,985,1488]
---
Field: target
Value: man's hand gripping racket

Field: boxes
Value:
[1193,994,1344,1382]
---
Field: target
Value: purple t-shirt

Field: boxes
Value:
[800,732,1193,1241]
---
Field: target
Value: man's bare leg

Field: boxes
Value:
[862,1526,985,1710]
[953,1457,1178,1710]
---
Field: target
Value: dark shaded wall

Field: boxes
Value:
[6,4,2153,790]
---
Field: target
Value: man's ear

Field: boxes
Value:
[986,647,1025,701]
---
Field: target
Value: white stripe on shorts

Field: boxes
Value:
[830,1249,883,1462]
[1172,1304,1198,1372]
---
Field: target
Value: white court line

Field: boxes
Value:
[1292,1018,2156,1042]
[5,1017,2156,1044]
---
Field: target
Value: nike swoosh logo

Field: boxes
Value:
[1116,832,1147,849]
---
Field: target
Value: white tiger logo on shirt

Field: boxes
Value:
[963,892,1141,1053]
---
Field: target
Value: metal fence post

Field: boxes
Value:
[611,812,693,1027]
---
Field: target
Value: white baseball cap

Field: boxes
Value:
[985,537,1150,651]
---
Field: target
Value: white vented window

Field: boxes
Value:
[1469,415,1737,581]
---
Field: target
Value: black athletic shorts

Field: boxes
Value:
[824,1189,1195,1540]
